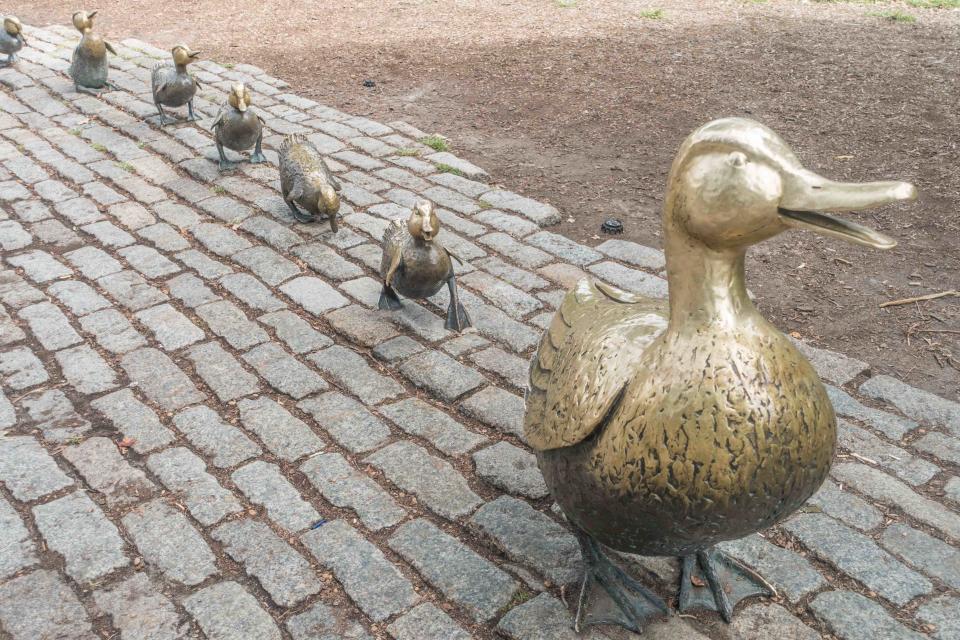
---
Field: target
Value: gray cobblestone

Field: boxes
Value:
[299,391,391,452]
[138,222,191,252]
[148,447,243,525]
[167,272,219,307]
[281,275,349,315]
[731,603,819,640]
[233,245,300,285]
[309,345,403,404]
[64,246,122,279]
[220,272,285,311]
[238,396,324,461]
[47,280,111,315]
[122,347,205,409]
[390,518,518,621]
[184,581,282,640]
[0,495,37,579]
[301,519,418,622]
[56,344,119,393]
[470,346,530,390]
[242,342,327,398]
[135,303,205,350]
[0,570,95,640]
[192,222,252,256]
[33,490,128,581]
[946,477,960,503]
[366,441,482,519]
[174,405,261,467]
[93,574,185,640]
[213,519,321,607]
[588,261,668,298]
[471,496,580,585]
[807,479,882,531]
[8,249,73,282]
[56,197,103,225]
[258,309,333,353]
[880,523,960,589]
[0,346,49,389]
[832,463,960,539]
[302,452,406,530]
[838,419,936,485]
[461,270,542,318]
[91,388,174,453]
[860,374,960,435]
[459,386,526,439]
[373,335,425,363]
[791,338,869,387]
[232,460,319,531]
[123,498,219,585]
[119,244,181,277]
[239,215,304,250]
[327,304,400,347]
[98,270,168,310]
[63,437,156,507]
[0,220,32,250]
[917,595,960,640]
[82,220,135,247]
[195,300,268,349]
[177,248,233,278]
[19,301,83,350]
[810,590,925,640]
[381,397,486,455]
[719,533,825,603]
[399,349,486,402]
[913,431,960,465]
[596,238,666,270]
[0,435,74,500]
[387,603,471,640]
[80,308,148,353]
[473,442,548,498]
[783,512,930,605]
[286,602,372,640]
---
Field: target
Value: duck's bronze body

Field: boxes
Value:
[151,45,201,124]
[378,200,471,332]
[68,11,115,95]
[212,83,266,171]
[0,17,25,66]
[525,118,917,632]
[279,135,341,231]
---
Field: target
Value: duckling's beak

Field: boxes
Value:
[89,11,98,19]
[420,217,435,241]
[777,169,916,250]
[189,50,201,59]
[236,98,247,112]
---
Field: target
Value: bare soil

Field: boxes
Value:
[22,0,960,400]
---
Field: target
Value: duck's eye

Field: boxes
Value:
[728,152,747,168]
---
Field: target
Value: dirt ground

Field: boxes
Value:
[20,0,960,400]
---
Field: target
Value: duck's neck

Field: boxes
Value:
[175,63,188,73]
[664,232,758,331]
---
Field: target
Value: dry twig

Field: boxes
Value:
[880,290,959,308]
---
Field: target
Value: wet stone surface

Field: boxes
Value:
[0,25,955,639]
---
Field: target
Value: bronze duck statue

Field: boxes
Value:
[0,16,25,67]
[151,44,201,125]
[212,83,266,171]
[524,118,916,632]
[68,11,116,95]
[378,200,471,332]
[279,134,341,231]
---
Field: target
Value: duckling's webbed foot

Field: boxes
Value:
[249,132,267,164]
[574,530,668,634]
[378,285,403,311]
[678,547,775,623]
[286,199,315,223]
[187,100,199,122]
[444,273,471,332]
[75,84,102,96]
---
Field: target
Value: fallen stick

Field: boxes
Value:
[879,290,959,308]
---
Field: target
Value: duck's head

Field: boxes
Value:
[172,44,200,67]
[408,200,439,242]
[318,184,340,232]
[665,117,916,252]
[72,11,96,33]
[3,16,22,37]
[228,83,251,112]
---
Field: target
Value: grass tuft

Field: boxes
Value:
[212,185,227,194]
[435,163,465,177]
[419,135,450,152]
[556,0,578,7]
[395,147,422,157]
[639,8,664,18]
[115,161,136,173]
[906,0,959,7]
[869,9,917,21]
[90,142,107,152]
[68,128,82,136]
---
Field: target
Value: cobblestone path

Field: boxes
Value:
[0,22,957,640]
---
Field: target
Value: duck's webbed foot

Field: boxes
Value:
[0,54,13,67]
[155,104,170,126]
[248,150,267,164]
[678,547,775,623]
[286,199,315,223]
[574,530,668,634]
[75,84,102,96]
[444,273,471,332]
[187,100,199,122]
[378,285,403,311]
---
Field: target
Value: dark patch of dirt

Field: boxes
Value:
[21,0,959,399]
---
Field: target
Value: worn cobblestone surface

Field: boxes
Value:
[0,24,957,640]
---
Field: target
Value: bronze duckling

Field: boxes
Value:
[0,16,25,67]
[151,44,201,125]
[278,134,341,231]
[68,10,116,95]
[525,118,916,632]
[379,200,471,332]
[212,83,266,171]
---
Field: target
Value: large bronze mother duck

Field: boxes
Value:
[525,118,916,632]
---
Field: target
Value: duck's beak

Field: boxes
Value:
[777,169,916,250]
[236,98,247,112]
[89,11,98,19]
[189,50,201,59]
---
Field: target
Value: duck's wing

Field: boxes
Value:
[525,278,668,451]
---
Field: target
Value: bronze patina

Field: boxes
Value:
[379,200,472,332]
[151,44,201,125]
[524,117,916,632]
[278,134,341,231]
[211,83,267,171]
[0,16,25,67]
[68,11,116,95]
